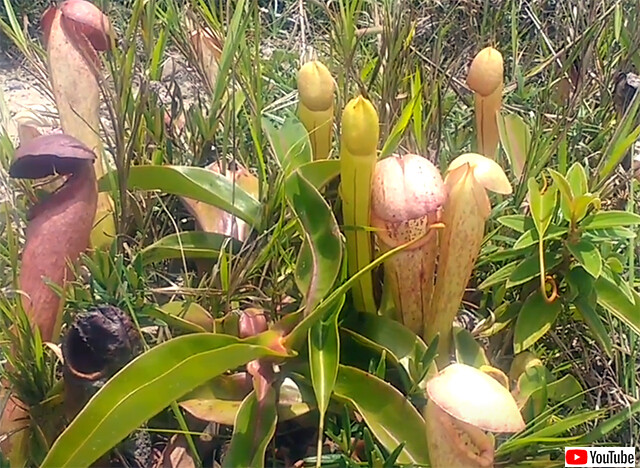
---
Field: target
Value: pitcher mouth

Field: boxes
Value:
[371,209,442,250]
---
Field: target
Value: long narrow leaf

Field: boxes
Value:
[222,388,278,468]
[333,366,430,465]
[285,171,343,314]
[41,335,286,467]
[98,166,262,228]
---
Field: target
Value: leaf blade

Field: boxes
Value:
[40,335,285,468]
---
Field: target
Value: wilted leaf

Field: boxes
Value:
[158,435,197,468]
[514,291,562,353]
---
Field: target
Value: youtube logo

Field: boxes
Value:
[566,449,588,465]
[564,447,636,467]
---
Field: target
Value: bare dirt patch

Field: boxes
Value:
[0,52,54,143]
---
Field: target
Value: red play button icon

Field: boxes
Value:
[566,449,588,465]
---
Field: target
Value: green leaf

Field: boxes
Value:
[547,169,573,221]
[41,335,287,468]
[566,163,588,198]
[573,297,613,358]
[309,313,340,455]
[601,263,636,303]
[285,171,343,314]
[605,256,625,274]
[585,227,637,241]
[340,311,427,382]
[155,301,214,332]
[179,375,314,425]
[286,233,428,349]
[579,399,640,444]
[512,226,568,250]
[599,124,640,182]
[547,374,584,408]
[298,159,340,190]
[209,0,249,113]
[580,211,640,230]
[594,277,640,336]
[478,302,521,337]
[614,2,622,40]
[333,366,430,465]
[497,113,531,178]
[498,215,534,233]
[98,165,262,228]
[478,261,519,289]
[527,177,557,236]
[515,364,548,421]
[411,71,425,150]
[133,231,241,265]
[566,240,602,278]
[452,327,489,368]
[571,194,600,222]
[514,291,562,353]
[222,388,278,468]
[263,116,312,175]
[380,92,419,158]
[179,375,247,426]
[147,306,210,333]
[507,251,563,289]
[498,410,605,455]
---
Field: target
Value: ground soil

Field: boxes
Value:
[0,51,53,143]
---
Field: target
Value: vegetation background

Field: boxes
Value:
[0,0,639,466]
